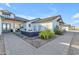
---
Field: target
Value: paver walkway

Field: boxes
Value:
[68,32,79,55]
[3,32,74,55]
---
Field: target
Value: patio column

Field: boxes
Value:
[13,15,16,32]
[13,21,16,32]
[0,17,2,35]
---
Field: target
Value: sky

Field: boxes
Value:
[0,3,79,27]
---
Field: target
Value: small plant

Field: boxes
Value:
[39,29,55,40]
[54,26,64,35]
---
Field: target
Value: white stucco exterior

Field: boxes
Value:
[22,16,60,32]
[63,27,69,31]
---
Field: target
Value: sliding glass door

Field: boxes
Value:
[2,23,11,32]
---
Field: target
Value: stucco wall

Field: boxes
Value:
[38,22,52,31]
[29,22,53,32]
[32,20,59,32]
[23,20,60,32]
[22,17,61,32]
[52,20,59,31]
[25,22,33,32]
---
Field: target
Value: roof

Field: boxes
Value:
[0,10,29,22]
[32,15,64,23]
[0,10,64,23]
[15,16,29,22]
[0,15,29,22]
[0,10,14,15]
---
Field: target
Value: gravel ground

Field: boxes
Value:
[23,37,55,48]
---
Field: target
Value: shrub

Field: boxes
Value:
[54,29,64,35]
[54,26,64,35]
[39,29,55,40]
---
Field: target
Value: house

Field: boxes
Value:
[0,10,28,35]
[62,24,75,31]
[0,10,64,37]
[21,15,64,36]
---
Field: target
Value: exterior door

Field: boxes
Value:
[2,23,11,32]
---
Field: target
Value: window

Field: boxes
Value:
[34,25,36,31]
[38,25,41,31]
[29,24,31,27]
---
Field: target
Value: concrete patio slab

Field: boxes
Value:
[3,33,36,55]
[68,32,79,55]
[0,35,5,55]
[35,32,74,55]
[3,32,74,55]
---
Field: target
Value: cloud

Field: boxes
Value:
[17,14,35,20]
[49,4,58,15]
[5,3,11,7]
[74,20,79,24]
[71,20,79,25]
[50,8,58,14]
[0,8,4,10]
[71,13,79,25]
[42,8,58,18]
[72,13,79,19]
